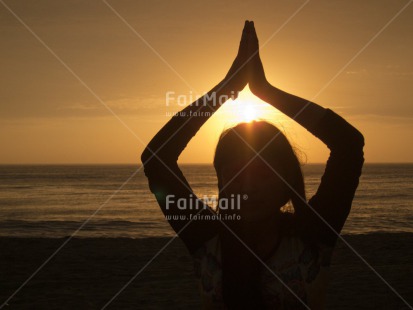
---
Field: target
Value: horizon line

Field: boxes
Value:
[1,162,413,166]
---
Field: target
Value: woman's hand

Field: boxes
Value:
[246,21,270,97]
[245,21,327,129]
[219,21,251,98]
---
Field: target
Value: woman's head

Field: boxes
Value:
[213,120,305,221]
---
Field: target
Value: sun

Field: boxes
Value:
[207,87,286,146]
[217,87,274,125]
[242,105,257,123]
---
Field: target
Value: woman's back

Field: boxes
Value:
[141,21,364,308]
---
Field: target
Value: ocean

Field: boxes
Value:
[0,164,412,238]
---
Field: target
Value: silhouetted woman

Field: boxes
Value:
[141,21,364,309]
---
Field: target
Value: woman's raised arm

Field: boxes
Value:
[141,21,251,252]
[246,21,364,245]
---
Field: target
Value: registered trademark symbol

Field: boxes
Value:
[243,194,248,200]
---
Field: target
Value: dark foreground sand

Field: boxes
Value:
[1,233,412,309]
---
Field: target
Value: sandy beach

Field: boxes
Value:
[1,233,412,309]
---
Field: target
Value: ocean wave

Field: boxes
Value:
[0,219,173,238]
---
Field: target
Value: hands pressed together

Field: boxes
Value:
[221,20,269,99]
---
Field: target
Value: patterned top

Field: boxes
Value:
[193,234,333,309]
[142,108,364,309]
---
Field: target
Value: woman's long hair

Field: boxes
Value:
[213,120,306,308]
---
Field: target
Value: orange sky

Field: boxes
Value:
[1,0,412,164]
